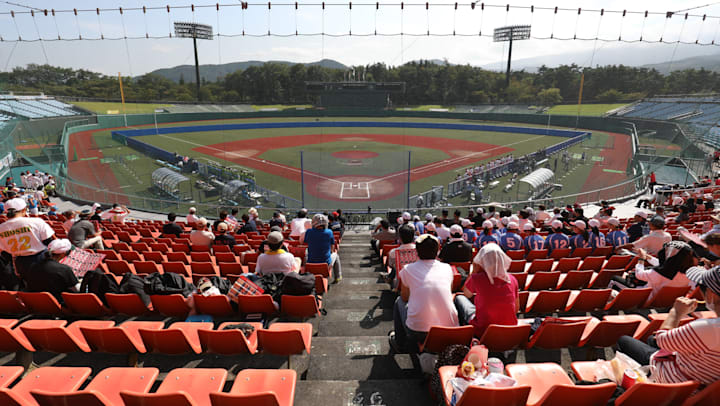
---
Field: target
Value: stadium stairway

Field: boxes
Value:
[295,230,434,406]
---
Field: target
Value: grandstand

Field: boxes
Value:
[0,95,82,120]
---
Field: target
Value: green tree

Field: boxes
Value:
[537,88,562,106]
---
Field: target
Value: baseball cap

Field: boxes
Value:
[635,211,648,219]
[425,222,436,232]
[425,213,433,221]
[482,220,493,229]
[402,211,411,221]
[523,223,535,231]
[571,220,586,230]
[607,218,620,226]
[48,239,72,254]
[397,217,404,225]
[449,224,463,237]
[267,231,284,244]
[5,198,26,211]
[551,219,563,229]
[461,218,474,227]
[686,266,720,297]
[672,197,684,206]
[476,207,484,214]
[507,222,519,230]
[217,222,228,232]
[500,217,509,226]
[588,219,600,228]
[650,217,666,228]
[413,215,420,221]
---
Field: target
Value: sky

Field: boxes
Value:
[1,0,720,76]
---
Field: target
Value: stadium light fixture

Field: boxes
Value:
[174,22,213,101]
[493,25,531,87]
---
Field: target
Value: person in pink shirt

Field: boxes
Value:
[454,243,519,337]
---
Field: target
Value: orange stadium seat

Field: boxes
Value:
[210,369,297,406]
[0,367,91,406]
[120,368,227,406]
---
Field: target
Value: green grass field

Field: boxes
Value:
[73,101,172,114]
[546,103,627,116]
[82,116,619,210]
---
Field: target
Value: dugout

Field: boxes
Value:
[306,81,405,109]
[518,168,556,200]
[152,168,190,200]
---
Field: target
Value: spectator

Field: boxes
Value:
[24,239,78,303]
[255,231,300,276]
[441,209,452,228]
[382,224,416,283]
[460,218,477,244]
[434,217,451,243]
[389,234,459,353]
[303,214,342,283]
[617,266,720,386]
[189,218,214,248]
[569,220,591,250]
[476,220,499,248]
[651,206,666,222]
[227,208,240,228]
[329,213,343,236]
[627,211,649,242]
[335,209,345,230]
[290,209,310,238]
[239,214,257,234]
[439,225,473,264]
[214,222,236,248]
[517,210,531,231]
[412,215,425,235]
[68,209,104,249]
[269,212,284,229]
[499,222,524,252]
[544,220,570,253]
[162,212,183,238]
[535,205,551,223]
[674,205,691,224]
[0,198,55,279]
[186,207,199,225]
[89,207,102,222]
[213,211,229,231]
[371,220,396,255]
[523,223,545,251]
[454,244,519,337]
[605,218,629,248]
[62,211,76,232]
[104,204,130,223]
[619,217,672,256]
[587,219,606,250]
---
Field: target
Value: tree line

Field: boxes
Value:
[1,62,720,106]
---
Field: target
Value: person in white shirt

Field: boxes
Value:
[382,224,417,283]
[102,204,130,224]
[434,218,451,243]
[189,218,215,248]
[534,205,552,223]
[255,231,301,276]
[290,209,310,238]
[389,234,459,353]
[0,198,55,279]
[186,207,199,225]
[619,217,672,256]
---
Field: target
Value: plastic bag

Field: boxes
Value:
[419,353,437,375]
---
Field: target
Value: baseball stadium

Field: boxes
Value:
[0,1,719,406]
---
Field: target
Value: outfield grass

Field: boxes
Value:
[72,101,172,114]
[546,103,627,116]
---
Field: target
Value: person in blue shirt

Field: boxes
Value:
[461,218,478,245]
[476,220,499,248]
[605,218,629,248]
[544,220,570,253]
[499,222,524,252]
[413,215,425,235]
[302,213,343,283]
[523,223,545,251]
[569,220,591,250]
[587,219,607,250]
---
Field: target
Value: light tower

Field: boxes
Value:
[493,25,531,87]
[174,22,213,101]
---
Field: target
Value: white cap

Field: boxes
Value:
[461,218,474,227]
[425,213,433,221]
[588,219,600,228]
[450,224,463,236]
[523,223,535,231]
[48,238,72,254]
[607,218,620,226]
[683,191,691,198]
[551,220,563,229]
[507,221,519,230]
[413,215,420,221]
[476,207,484,214]
[490,218,499,227]
[526,207,534,215]
[482,220,493,229]
[425,222,436,232]
[500,217,509,225]
[572,220,586,230]
[402,211,411,220]
[510,215,519,223]
[5,198,26,211]
[189,207,196,213]
[635,211,648,219]
[397,217,404,225]
[672,197,685,206]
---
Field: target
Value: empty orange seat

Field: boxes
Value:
[615,381,698,406]
[604,288,652,311]
[588,269,625,289]
[564,289,611,312]
[81,321,165,354]
[210,369,297,406]
[198,322,262,355]
[0,366,91,406]
[258,322,312,359]
[237,294,277,316]
[419,325,474,353]
[120,368,227,406]
[166,251,189,264]
[549,248,571,260]
[526,259,554,274]
[525,272,560,291]
[575,317,641,348]
[133,261,161,275]
[31,367,159,406]
[682,379,720,406]
[190,262,219,278]
[16,292,63,316]
[522,318,588,349]
[215,252,237,263]
[61,293,109,317]
[139,322,212,354]
[0,291,27,315]
[105,293,152,316]
[506,250,525,260]
[105,260,135,276]
[579,256,605,271]
[525,249,548,261]
[552,257,581,273]
[477,324,531,352]
[192,294,235,317]
[21,320,115,353]
[150,294,191,318]
[0,366,23,389]
[305,263,331,278]
[602,255,631,270]
[571,247,593,259]
[119,250,143,263]
[645,285,691,308]
[556,270,593,290]
[281,295,321,319]
[0,319,34,353]
[161,262,192,278]
[525,290,570,313]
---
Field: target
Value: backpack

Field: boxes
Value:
[207,276,231,295]
[143,272,195,297]
[80,268,120,305]
[281,272,316,296]
[119,272,151,306]
[257,273,285,303]
[430,344,470,402]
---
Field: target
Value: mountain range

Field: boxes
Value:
[146,59,347,82]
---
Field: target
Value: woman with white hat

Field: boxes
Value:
[0,198,55,279]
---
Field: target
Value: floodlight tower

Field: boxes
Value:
[174,22,213,101]
[493,25,531,87]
